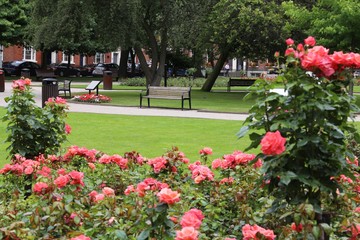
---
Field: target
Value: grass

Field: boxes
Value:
[0,107,254,167]
[1,76,360,168]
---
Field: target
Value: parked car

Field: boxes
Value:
[79,64,97,77]
[127,63,144,77]
[2,60,41,76]
[92,63,119,76]
[354,70,360,78]
[53,63,80,77]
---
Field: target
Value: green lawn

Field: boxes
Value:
[0,108,254,167]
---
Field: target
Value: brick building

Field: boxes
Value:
[0,45,122,68]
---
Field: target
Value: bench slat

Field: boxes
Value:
[140,86,191,110]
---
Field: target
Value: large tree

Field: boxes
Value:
[0,0,28,46]
[28,0,110,68]
[283,0,360,51]
[200,0,285,91]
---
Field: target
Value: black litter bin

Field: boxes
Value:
[103,70,112,90]
[21,68,31,78]
[42,78,58,107]
[0,69,4,92]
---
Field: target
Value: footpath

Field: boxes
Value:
[0,81,248,121]
[1,81,359,122]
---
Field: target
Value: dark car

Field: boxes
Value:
[2,60,41,76]
[79,64,97,77]
[54,63,80,77]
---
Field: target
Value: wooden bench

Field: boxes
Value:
[227,77,257,92]
[36,69,56,81]
[85,80,102,95]
[140,86,192,110]
[58,80,72,98]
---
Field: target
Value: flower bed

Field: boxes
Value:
[1,37,360,239]
[72,93,112,103]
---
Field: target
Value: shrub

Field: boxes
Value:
[2,78,70,159]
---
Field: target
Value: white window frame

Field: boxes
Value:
[23,47,36,61]
[0,45,3,68]
[95,53,105,63]
[61,53,74,64]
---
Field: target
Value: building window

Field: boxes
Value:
[95,53,104,63]
[62,53,74,63]
[23,47,36,61]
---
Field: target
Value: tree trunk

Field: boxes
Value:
[201,49,230,92]
[118,48,130,79]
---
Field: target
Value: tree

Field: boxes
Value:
[0,0,28,46]
[283,0,360,51]
[200,0,285,91]
[0,0,29,68]
[29,0,109,67]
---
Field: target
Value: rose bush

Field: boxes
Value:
[239,36,360,238]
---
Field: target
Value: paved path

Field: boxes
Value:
[0,81,248,121]
[1,81,359,122]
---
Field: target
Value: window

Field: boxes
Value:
[23,47,36,61]
[62,53,74,63]
[95,53,104,63]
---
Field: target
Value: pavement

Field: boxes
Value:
[0,81,248,121]
[1,81,359,122]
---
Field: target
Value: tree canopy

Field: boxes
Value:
[283,0,360,51]
[0,0,28,46]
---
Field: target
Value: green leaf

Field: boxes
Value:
[115,230,128,239]
[155,202,168,213]
[137,229,150,240]
[237,125,249,138]
[319,223,332,235]
[280,171,297,185]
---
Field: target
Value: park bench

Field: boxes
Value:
[36,69,56,81]
[140,86,192,110]
[58,80,72,98]
[227,77,257,92]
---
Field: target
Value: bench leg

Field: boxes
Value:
[140,95,142,108]
[189,99,192,110]
[182,99,184,111]
[147,98,150,108]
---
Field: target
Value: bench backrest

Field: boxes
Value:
[229,78,256,86]
[148,86,191,98]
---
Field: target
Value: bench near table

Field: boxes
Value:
[227,77,256,92]
[140,86,192,110]
[58,80,72,98]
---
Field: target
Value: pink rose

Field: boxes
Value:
[242,224,276,240]
[54,175,69,188]
[94,193,105,203]
[124,185,135,195]
[70,234,91,240]
[180,209,204,229]
[199,147,212,155]
[33,182,49,195]
[274,51,280,58]
[175,227,199,240]
[102,187,115,196]
[304,36,316,46]
[157,188,180,205]
[285,38,294,46]
[65,124,72,135]
[260,130,286,155]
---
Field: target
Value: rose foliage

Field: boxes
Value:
[2,78,70,159]
[238,37,360,238]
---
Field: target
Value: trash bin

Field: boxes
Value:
[0,69,4,92]
[21,68,31,78]
[42,78,58,107]
[103,71,112,90]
